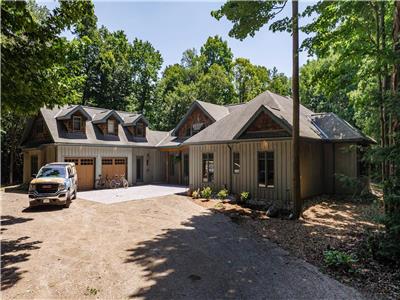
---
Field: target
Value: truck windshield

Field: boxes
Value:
[37,167,66,178]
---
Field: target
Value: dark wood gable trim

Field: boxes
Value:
[235,106,291,140]
[175,105,214,138]
[97,116,119,136]
[172,102,215,137]
[21,112,54,147]
[61,110,87,133]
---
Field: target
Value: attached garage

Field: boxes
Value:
[65,157,95,191]
[101,157,127,180]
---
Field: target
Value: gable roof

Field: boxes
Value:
[171,100,230,136]
[55,105,92,120]
[92,109,124,124]
[183,91,372,145]
[120,113,149,127]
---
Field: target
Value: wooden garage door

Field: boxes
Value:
[102,157,127,180]
[65,157,95,191]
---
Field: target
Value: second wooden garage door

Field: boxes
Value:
[64,157,95,191]
[102,157,127,180]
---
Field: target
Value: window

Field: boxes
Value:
[258,151,274,187]
[72,116,82,131]
[136,123,145,137]
[115,158,126,165]
[102,158,113,165]
[30,155,38,176]
[107,119,115,134]
[192,122,204,135]
[202,153,214,182]
[233,152,240,174]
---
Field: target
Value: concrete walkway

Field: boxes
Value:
[78,184,188,204]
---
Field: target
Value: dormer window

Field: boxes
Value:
[192,122,204,135]
[107,119,115,134]
[73,116,82,132]
[136,123,145,137]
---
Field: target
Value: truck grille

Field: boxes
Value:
[36,184,59,194]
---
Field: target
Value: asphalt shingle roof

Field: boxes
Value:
[23,91,372,149]
[35,106,169,147]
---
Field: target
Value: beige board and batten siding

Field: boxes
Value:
[57,145,133,184]
[300,141,324,199]
[334,143,358,194]
[189,140,293,206]
[131,147,165,184]
[23,145,56,183]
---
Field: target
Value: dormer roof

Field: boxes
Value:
[55,105,92,120]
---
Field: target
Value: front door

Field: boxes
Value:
[136,156,143,182]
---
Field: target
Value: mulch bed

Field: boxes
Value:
[191,196,400,299]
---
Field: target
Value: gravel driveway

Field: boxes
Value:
[1,191,362,299]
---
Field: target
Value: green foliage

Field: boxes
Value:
[323,250,357,272]
[197,64,236,105]
[1,0,95,114]
[200,35,233,73]
[217,188,229,200]
[200,187,213,200]
[212,1,291,40]
[240,191,250,203]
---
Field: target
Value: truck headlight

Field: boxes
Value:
[29,184,35,191]
[58,183,66,190]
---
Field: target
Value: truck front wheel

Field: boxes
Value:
[64,191,71,208]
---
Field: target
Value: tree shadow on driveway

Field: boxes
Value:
[124,210,362,300]
[1,215,42,291]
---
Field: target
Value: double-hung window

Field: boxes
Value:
[136,123,144,137]
[72,116,82,132]
[107,119,115,134]
[258,151,274,187]
[202,153,214,182]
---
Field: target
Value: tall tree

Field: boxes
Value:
[130,38,163,114]
[291,0,301,219]
[197,64,237,104]
[1,0,95,184]
[200,35,234,74]
[1,0,95,114]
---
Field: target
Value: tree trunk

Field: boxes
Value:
[292,0,301,219]
[376,3,388,182]
[391,0,400,178]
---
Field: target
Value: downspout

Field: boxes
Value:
[227,144,232,192]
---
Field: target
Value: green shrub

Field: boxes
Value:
[240,191,250,203]
[217,188,228,200]
[323,250,357,272]
[201,187,212,199]
[191,189,200,199]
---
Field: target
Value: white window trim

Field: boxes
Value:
[107,119,115,134]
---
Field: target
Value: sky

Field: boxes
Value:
[42,1,315,76]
